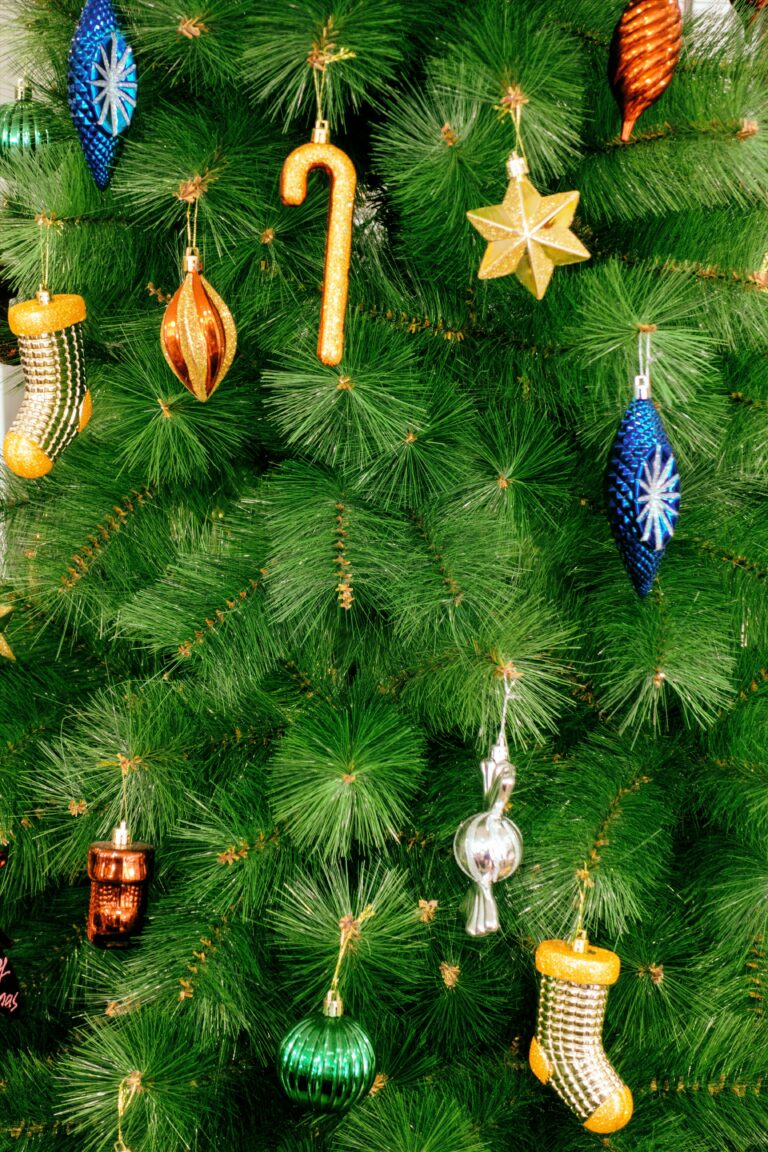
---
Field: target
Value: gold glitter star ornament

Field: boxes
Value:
[467,153,590,299]
[0,605,16,662]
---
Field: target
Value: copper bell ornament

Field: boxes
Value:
[87,821,153,947]
[160,246,236,402]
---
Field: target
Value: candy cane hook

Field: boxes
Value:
[280,121,357,367]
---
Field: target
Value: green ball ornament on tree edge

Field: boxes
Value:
[0,81,50,156]
[278,990,376,1112]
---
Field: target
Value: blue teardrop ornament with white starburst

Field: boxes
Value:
[68,0,137,190]
[606,377,680,596]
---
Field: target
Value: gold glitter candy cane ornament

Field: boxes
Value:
[280,120,356,366]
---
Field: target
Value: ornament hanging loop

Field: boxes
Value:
[495,83,530,167]
[573,859,592,949]
[34,211,63,295]
[326,905,376,1011]
[114,1070,142,1152]
[635,324,656,399]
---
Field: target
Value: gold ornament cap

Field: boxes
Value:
[8,291,86,337]
[183,246,202,274]
[311,119,330,144]
[535,938,621,985]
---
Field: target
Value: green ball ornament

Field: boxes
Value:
[0,81,51,156]
[278,991,376,1112]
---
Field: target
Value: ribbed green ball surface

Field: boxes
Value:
[0,95,49,154]
[277,1013,376,1112]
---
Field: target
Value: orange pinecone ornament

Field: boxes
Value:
[730,0,768,19]
[609,0,683,143]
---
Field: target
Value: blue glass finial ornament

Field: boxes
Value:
[606,371,681,596]
[68,0,137,190]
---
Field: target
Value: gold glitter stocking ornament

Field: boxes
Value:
[529,871,632,1135]
[4,288,90,479]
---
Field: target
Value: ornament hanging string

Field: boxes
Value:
[511,100,529,168]
[497,670,516,746]
[120,753,129,830]
[329,905,375,998]
[495,84,529,167]
[308,25,356,128]
[185,197,199,253]
[573,859,592,950]
[637,326,655,384]
[114,1071,142,1152]
[35,213,63,293]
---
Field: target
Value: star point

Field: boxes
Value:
[0,605,16,662]
[467,172,590,300]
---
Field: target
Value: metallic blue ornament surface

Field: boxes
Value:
[606,377,680,596]
[68,0,137,189]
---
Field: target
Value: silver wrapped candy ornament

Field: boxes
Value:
[453,734,523,937]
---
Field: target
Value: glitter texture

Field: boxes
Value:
[280,141,357,366]
[161,255,237,402]
[467,157,590,299]
[68,0,137,189]
[606,396,680,596]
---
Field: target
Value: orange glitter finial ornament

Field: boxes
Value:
[160,247,237,402]
[280,120,356,367]
[608,0,683,143]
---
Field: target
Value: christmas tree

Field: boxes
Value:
[1,0,768,1149]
